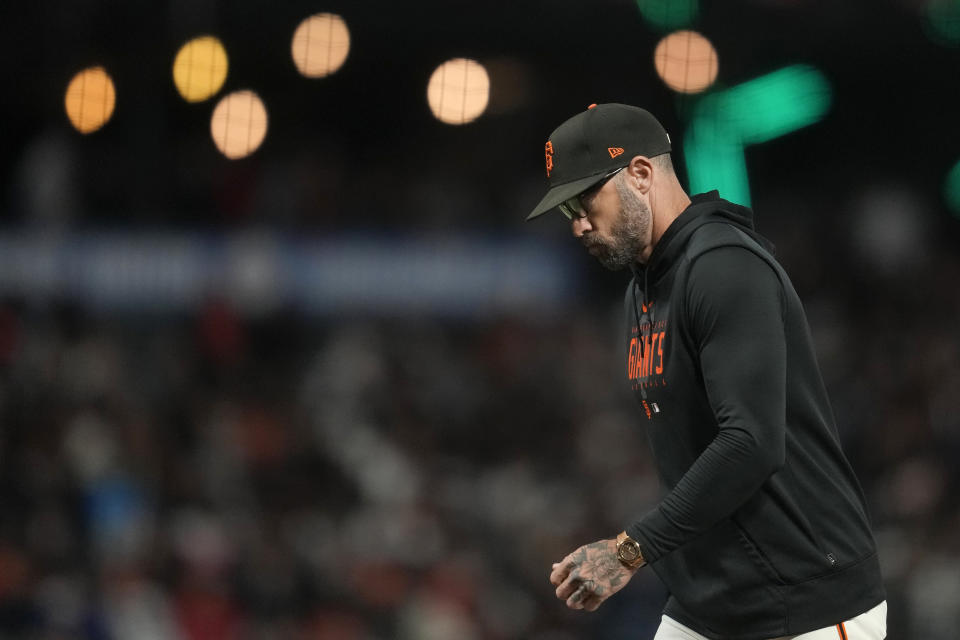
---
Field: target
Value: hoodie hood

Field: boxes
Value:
[639,190,775,282]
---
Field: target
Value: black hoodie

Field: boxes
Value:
[623,192,884,638]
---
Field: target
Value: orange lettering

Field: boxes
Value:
[627,338,637,379]
[650,332,659,376]
[643,336,653,377]
[656,331,665,374]
[638,337,645,378]
[544,141,554,177]
[635,339,643,379]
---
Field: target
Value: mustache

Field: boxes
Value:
[581,236,603,250]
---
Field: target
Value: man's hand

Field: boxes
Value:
[549,538,639,612]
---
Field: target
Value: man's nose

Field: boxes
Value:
[571,215,592,238]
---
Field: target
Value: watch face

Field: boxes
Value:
[619,540,641,562]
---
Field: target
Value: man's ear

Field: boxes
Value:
[626,155,654,193]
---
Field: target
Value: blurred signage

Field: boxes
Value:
[0,231,579,317]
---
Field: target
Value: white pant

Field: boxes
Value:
[653,600,887,640]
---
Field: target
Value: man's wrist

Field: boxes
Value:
[616,531,646,569]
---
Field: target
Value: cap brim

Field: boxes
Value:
[525,172,611,221]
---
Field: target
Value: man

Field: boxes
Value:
[528,104,887,639]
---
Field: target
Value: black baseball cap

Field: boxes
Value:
[526,103,672,220]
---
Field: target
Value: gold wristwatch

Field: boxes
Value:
[616,531,646,568]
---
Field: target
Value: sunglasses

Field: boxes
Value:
[558,166,626,220]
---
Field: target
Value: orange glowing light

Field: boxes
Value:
[210,90,269,159]
[653,30,719,94]
[64,66,116,133]
[427,58,490,125]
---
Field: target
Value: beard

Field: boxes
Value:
[584,178,651,271]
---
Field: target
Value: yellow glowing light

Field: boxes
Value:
[291,13,350,78]
[64,66,116,134]
[210,90,268,159]
[427,58,490,125]
[654,30,719,94]
[173,36,229,102]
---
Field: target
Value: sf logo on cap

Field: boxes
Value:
[545,141,554,177]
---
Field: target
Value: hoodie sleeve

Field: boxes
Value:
[627,245,786,562]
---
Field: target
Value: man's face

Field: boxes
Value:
[572,172,651,271]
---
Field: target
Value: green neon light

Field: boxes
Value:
[945,159,960,216]
[924,0,960,46]
[635,0,699,31]
[712,66,832,144]
[683,65,832,206]
[684,110,748,202]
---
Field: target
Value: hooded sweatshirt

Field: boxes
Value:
[623,191,884,639]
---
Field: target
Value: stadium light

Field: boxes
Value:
[654,30,718,94]
[172,36,229,103]
[427,58,490,125]
[210,90,268,159]
[291,13,351,78]
[64,67,116,134]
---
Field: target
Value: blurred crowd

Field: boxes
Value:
[0,298,659,640]
[0,183,959,640]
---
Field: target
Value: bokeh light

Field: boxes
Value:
[210,90,268,159]
[635,0,699,31]
[685,65,831,206]
[924,0,960,46]
[291,13,351,78]
[64,66,116,134]
[654,30,718,94]
[426,58,490,125]
[172,36,229,102]
[945,159,960,216]
[710,64,831,144]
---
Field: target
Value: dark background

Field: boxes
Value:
[0,1,958,638]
